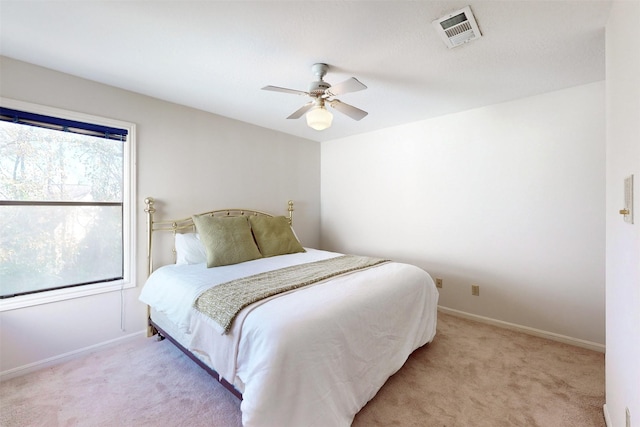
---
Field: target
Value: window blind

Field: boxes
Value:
[0,107,128,141]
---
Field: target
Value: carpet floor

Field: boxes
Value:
[0,312,605,426]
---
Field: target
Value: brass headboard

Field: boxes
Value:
[143,197,294,277]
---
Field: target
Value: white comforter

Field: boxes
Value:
[139,248,439,427]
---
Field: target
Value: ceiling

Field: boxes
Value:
[0,1,612,142]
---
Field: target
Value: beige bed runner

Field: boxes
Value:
[194,255,389,334]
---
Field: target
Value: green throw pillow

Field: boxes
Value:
[192,215,262,268]
[249,215,305,258]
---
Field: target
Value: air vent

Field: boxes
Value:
[432,6,482,49]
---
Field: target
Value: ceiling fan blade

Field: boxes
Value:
[328,100,368,121]
[262,85,309,96]
[287,102,314,119]
[324,77,367,97]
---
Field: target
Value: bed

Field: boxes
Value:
[139,197,439,427]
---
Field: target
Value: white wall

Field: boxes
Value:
[604,2,640,426]
[0,57,321,376]
[321,82,605,346]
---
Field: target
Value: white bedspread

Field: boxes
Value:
[139,248,439,427]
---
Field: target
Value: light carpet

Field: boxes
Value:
[0,312,604,426]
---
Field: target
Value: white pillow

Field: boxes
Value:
[175,233,207,265]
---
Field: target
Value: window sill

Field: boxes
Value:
[0,280,135,312]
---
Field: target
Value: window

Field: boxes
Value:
[0,99,136,308]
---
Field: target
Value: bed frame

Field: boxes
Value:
[142,197,296,400]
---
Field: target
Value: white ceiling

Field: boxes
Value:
[0,1,612,142]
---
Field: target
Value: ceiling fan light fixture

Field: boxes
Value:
[263,63,367,130]
[306,105,333,131]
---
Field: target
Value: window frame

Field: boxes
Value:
[0,98,137,311]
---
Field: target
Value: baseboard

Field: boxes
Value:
[0,329,146,381]
[437,306,605,353]
[603,404,612,427]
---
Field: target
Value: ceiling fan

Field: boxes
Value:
[262,63,368,131]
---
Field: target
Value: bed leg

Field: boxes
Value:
[147,322,158,337]
[147,316,160,338]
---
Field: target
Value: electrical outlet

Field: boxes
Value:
[626,407,631,427]
[435,278,443,288]
[471,284,480,296]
